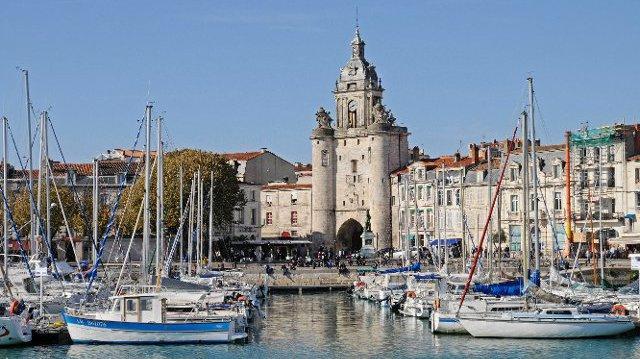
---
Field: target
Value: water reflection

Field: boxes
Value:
[7,293,640,358]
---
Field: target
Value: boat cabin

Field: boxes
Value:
[97,294,167,323]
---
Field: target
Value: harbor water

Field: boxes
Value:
[4,293,640,358]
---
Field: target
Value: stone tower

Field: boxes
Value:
[311,27,410,250]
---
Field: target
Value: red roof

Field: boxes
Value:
[12,160,140,178]
[221,151,264,161]
[294,163,312,172]
[262,183,312,190]
[392,155,475,175]
[115,148,157,158]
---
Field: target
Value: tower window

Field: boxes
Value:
[344,140,347,146]
[348,101,357,127]
[347,83,356,90]
[321,150,328,167]
[357,139,360,145]
[351,160,358,173]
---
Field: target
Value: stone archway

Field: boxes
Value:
[337,219,364,253]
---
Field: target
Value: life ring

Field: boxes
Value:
[612,304,627,316]
[8,300,19,316]
[407,291,417,299]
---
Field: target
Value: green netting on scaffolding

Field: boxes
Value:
[570,126,617,147]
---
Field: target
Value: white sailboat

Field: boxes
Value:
[459,307,634,338]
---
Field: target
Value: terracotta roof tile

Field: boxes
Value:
[221,151,264,161]
[262,183,312,190]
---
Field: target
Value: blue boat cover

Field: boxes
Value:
[473,277,523,296]
[429,238,462,246]
[378,262,421,274]
[529,269,541,287]
[413,273,441,281]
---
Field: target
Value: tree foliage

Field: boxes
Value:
[7,185,108,239]
[118,149,244,235]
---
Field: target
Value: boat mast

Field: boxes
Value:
[520,111,531,280]
[187,174,195,275]
[208,171,213,266]
[2,117,8,275]
[92,158,99,264]
[44,112,51,261]
[22,70,36,256]
[598,148,605,287]
[528,77,541,273]
[179,165,183,275]
[487,146,493,279]
[442,163,449,274]
[36,112,44,257]
[403,174,410,266]
[197,168,203,273]
[155,116,163,276]
[141,103,152,283]
[412,170,420,263]
[435,169,441,269]
[497,150,503,275]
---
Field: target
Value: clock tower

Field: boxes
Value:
[311,27,410,251]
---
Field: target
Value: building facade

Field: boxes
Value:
[393,124,640,259]
[311,28,410,252]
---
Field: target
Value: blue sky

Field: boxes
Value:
[1,1,639,164]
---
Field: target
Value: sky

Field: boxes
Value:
[1,1,639,164]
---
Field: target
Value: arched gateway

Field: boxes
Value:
[336,219,363,252]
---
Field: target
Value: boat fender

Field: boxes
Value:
[407,291,417,299]
[8,300,19,316]
[612,304,627,316]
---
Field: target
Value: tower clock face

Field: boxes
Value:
[348,101,357,111]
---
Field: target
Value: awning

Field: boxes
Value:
[429,238,461,246]
[625,213,637,221]
[231,239,312,245]
[608,236,640,245]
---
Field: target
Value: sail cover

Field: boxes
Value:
[473,278,523,296]
[377,262,421,274]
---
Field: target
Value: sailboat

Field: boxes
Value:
[456,78,636,339]
[62,104,248,344]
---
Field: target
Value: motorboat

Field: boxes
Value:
[62,292,248,344]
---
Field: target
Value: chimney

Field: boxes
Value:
[468,144,479,163]
[411,146,421,160]
[454,152,461,162]
[260,147,268,153]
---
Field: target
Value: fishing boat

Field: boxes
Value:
[62,292,247,344]
[459,307,635,338]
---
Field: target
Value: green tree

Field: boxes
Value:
[8,185,91,238]
[118,149,244,235]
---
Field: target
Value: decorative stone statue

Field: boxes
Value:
[372,102,391,125]
[315,107,333,129]
[365,209,372,232]
[360,209,375,256]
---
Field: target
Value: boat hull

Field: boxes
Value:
[430,312,467,334]
[0,316,32,346]
[459,316,635,338]
[62,312,247,344]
